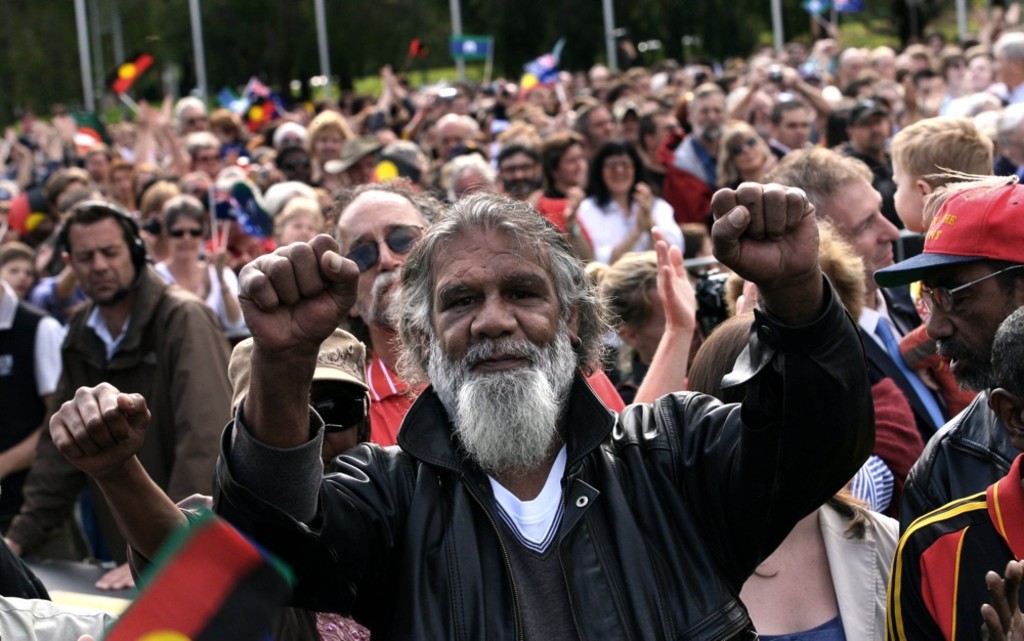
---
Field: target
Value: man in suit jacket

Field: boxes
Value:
[769,148,946,444]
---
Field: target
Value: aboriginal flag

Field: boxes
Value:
[104,510,294,641]
[111,53,154,95]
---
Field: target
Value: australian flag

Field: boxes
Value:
[214,181,273,240]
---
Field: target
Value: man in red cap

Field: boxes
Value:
[874,174,1024,528]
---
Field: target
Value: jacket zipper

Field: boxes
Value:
[466,483,524,641]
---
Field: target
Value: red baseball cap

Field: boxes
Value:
[875,182,1024,287]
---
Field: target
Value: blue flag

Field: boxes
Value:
[835,0,863,12]
[215,182,273,240]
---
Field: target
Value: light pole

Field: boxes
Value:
[314,0,331,81]
[188,0,208,100]
[74,0,95,111]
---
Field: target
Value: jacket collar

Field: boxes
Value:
[988,454,1024,560]
[69,267,169,365]
[396,370,617,473]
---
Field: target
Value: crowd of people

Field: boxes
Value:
[6,10,1024,640]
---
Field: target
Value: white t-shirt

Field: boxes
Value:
[155,262,247,335]
[576,196,683,264]
[489,446,567,553]
[0,282,64,395]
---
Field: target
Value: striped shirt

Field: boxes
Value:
[887,454,1024,640]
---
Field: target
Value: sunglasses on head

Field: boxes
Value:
[310,394,368,433]
[727,137,759,157]
[346,225,423,273]
[169,228,204,238]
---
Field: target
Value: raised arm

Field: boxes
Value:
[633,229,697,403]
[49,383,186,563]
[237,234,358,448]
[710,182,823,324]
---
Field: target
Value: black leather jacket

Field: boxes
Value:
[899,390,1018,531]
[214,287,872,640]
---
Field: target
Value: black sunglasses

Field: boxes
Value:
[169,228,204,238]
[346,225,423,273]
[311,394,368,433]
[281,161,311,171]
[727,137,759,157]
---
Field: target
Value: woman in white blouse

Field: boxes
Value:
[154,194,246,336]
[576,140,683,265]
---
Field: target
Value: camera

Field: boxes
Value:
[694,269,731,337]
[768,65,784,84]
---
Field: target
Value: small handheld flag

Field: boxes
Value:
[102,510,293,641]
[111,53,154,95]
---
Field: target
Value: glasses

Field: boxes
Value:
[196,154,219,163]
[169,228,204,239]
[185,116,207,126]
[311,394,368,433]
[921,264,1024,313]
[281,161,311,171]
[346,225,423,273]
[727,137,759,157]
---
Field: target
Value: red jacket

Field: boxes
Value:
[657,130,714,226]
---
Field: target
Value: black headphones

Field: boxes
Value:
[58,199,148,272]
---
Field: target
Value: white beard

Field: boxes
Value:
[356,270,399,331]
[427,328,577,476]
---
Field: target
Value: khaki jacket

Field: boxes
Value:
[8,267,231,562]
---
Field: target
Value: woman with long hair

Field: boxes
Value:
[688,313,898,640]
[716,120,777,188]
[576,140,682,265]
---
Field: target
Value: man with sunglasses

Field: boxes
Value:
[874,177,1024,529]
[333,182,436,446]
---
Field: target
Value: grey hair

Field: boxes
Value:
[396,193,608,385]
[444,154,496,202]
[995,31,1024,63]
[997,103,1024,147]
[993,306,1024,397]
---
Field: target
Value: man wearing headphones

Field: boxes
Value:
[4,201,232,591]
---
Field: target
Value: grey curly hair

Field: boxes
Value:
[396,193,607,385]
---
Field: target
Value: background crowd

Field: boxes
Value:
[7,6,1024,640]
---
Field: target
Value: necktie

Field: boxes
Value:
[875,319,946,428]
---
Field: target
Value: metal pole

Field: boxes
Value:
[484,36,494,86]
[449,0,465,82]
[111,0,125,67]
[74,0,95,111]
[89,0,105,105]
[771,0,784,53]
[956,0,967,43]
[602,0,617,71]
[314,0,331,81]
[188,0,208,100]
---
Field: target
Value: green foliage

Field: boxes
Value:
[0,0,990,125]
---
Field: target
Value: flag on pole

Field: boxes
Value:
[408,38,431,59]
[835,0,864,12]
[110,53,154,95]
[450,35,491,61]
[521,38,566,91]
